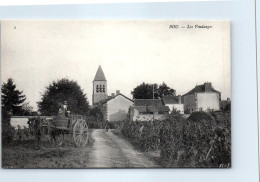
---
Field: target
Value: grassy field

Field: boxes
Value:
[2,130,94,169]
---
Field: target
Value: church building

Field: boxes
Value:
[92,66,133,122]
[92,65,108,105]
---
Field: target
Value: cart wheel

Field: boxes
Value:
[73,119,88,147]
[56,130,65,146]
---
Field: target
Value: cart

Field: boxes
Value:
[40,112,89,147]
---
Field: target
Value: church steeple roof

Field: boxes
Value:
[94,65,106,81]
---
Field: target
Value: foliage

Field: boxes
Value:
[87,106,104,128]
[38,78,89,116]
[1,78,25,144]
[131,82,176,99]
[224,103,231,112]
[21,102,37,116]
[157,82,176,98]
[121,120,163,151]
[131,82,159,99]
[1,107,15,145]
[88,107,103,122]
[1,78,26,115]
[161,111,231,167]
[121,111,231,168]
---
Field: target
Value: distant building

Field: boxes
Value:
[183,82,221,113]
[92,66,108,105]
[10,116,29,129]
[134,99,164,107]
[220,98,231,111]
[130,99,170,121]
[100,91,133,122]
[162,95,184,114]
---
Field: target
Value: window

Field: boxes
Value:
[103,85,105,92]
[96,85,99,92]
[100,85,102,92]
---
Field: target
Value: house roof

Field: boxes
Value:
[132,105,170,113]
[100,93,133,104]
[134,99,163,106]
[162,95,183,104]
[94,66,106,81]
[184,83,221,96]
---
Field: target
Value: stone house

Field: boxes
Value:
[162,95,184,114]
[183,82,221,113]
[100,92,133,122]
[129,99,170,121]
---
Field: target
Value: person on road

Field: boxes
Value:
[105,120,109,132]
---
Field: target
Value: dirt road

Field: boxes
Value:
[86,129,159,168]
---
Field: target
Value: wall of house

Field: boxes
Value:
[165,104,174,112]
[184,94,196,113]
[11,116,54,129]
[165,104,184,114]
[197,93,220,111]
[172,104,184,114]
[106,95,133,122]
[133,113,167,121]
[131,108,140,121]
[10,117,29,129]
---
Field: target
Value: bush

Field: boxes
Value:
[121,120,161,151]
[160,111,231,167]
[2,123,15,145]
[2,107,15,145]
[121,111,231,168]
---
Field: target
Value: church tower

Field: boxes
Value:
[92,65,108,105]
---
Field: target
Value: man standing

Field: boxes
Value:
[34,117,42,150]
[105,120,109,132]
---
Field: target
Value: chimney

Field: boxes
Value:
[116,90,120,95]
[204,82,212,92]
[111,93,115,97]
[178,95,182,104]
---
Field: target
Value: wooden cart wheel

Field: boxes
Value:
[56,129,65,146]
[73,119,88,147]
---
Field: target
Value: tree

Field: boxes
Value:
[38,78,89,116]
[1,78,26,115]
[131,82,175,99]
[89,107,103,122]
[157,82,176,98]
[21,102,37,116]
[1,78,23,144]
[131,82,159,99]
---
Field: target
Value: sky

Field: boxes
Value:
[1,20,230,110]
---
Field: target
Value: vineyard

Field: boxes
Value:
[120,111,231,168]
